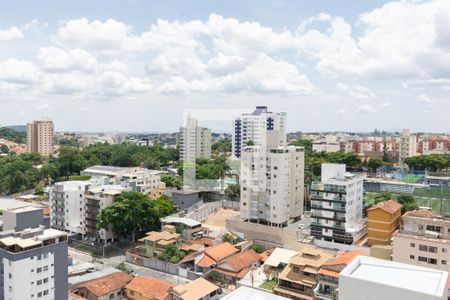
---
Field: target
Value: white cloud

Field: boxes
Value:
[417,94,434,103]
[0,26,23,41]
[335,83,376,99]
[0,59,40,84]
[38,47,97,72]
[381,102,391,107]
[356,104,376,113]
[34,102,52,111]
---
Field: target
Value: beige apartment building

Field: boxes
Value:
[393,210,450,273]
[26,119,54,156]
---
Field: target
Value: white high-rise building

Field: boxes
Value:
[232,106,286,159]
[399,128,417,166]
[310,164,366,245]
[179,117,211,161]
[240,145,304,226]
[26,119,54,156]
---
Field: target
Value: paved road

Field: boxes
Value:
[68,247,190,286]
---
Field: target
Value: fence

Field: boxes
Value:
[126,251,202,280]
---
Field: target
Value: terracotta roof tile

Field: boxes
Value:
[368,200,402,214]
[323,250,368,267]
[77,272,132,297]
[403,209,434,218]
[172,278,219,300]
[125,276,173,300]
[217,249,261,272]
[204,242,238,262]
[196,254,216,268]
[68,291,87,300]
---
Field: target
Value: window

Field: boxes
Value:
[8,273,11,279]
[409,255,415,259]
[43,290,48,296]
[419,245,428,252]
[410,243,415,247]
[442,260,447,265]
[443,248,447,253]
[37,292,42,298]
[418,256,427,262]
[37,267,42,273]
[43,278,48,283]
[429,246,438,253]
[293,266,300,273]
[428,258,437,265]
[37,280,42,285]
[43,266,48,271]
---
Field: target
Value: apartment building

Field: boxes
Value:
[311,164,366,245]
[420,139,450,154]
[399,128,417,166]
[240,145,304,227]
[367,200,402,246]
[84,185,129,241]
[232,106,286,159]
[81,165,164,197]
[274,248,332,300]
[312,142,341,153]
[49,181,95,235]
[26,119,54,156]
[0,227,68,300]
[339,255,448,300]
[393,210,450,273]
[49,180,129,241]
[179,117,211,161]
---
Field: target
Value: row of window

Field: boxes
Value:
[410,255,447,265]
[410,243,447,253]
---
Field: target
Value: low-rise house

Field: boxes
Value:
[274,248,332,300]
[314,250,367,300]
[339,255,448,300]
[161,217,203,240]
[212,249,262,283]
[263,248,298,278]
[172,278,220,300]
[75,272,133,300]
[393,209,450,273]
[194,242,239,273]
[125,276,174,300]
[367,200,402,246]
[139,230,181,258]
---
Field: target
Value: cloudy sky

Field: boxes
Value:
[0,0,449,133]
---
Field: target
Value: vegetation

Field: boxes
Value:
[211,140,232,155]
[0,126,26,144]
[221,232,235,243]
[259,279,277,291]
[161,174,183,189]
[158,244,185,264]
[249,243,264,253]
[404,154,449,172]
[178,156,230,180]
[374,192,392,203]
[368,158,383,172]
[97,191,174,242]
[224,183,240,200]
[397,194,419,213]
[116,262,131,273]
[0,144,8,154]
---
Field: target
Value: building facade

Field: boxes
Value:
[393,210,450,273]
[367,200,402,246]
[26,119,54,156]
[240,145,304,226]
[232,106,286,159]
[399,128,417,166]
[311,164,366,245]
[179,117,211,161]
[0,227,68,300]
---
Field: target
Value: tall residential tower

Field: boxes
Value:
[26,119,54,156]
[179,117,211,161]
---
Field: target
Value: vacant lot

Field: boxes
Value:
[203,208,240,227]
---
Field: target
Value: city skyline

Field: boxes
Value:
[0,0,449,132]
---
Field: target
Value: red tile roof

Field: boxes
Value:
[76,272,132,297]
[204,242,238,262]
[68,291,87,300]
[125,276,173,300]
[367,200,402,214]
[319,251,368,278]
[403,209,434,218]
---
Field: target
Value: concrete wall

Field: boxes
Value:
[3,208,45,232]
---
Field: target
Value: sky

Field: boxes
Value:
[0,0,449,133]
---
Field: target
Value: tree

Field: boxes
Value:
[225,183,240,201]
[0,144,8,154]
[249,243,264,253]
[368,158,383,172]
[397,194,419,213]
[158,244,185,263]
[97,191,173,242]
[56,147,87,179]
[374,192,392,204]
[245,140,255,146]
[161,174,182,189]
[40,163,59,185]
[222,232,235,244]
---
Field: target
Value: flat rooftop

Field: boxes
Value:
[222,286,290,300]
[341,256,448,297]
[0,198,34,210]
[161,217,201,227]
